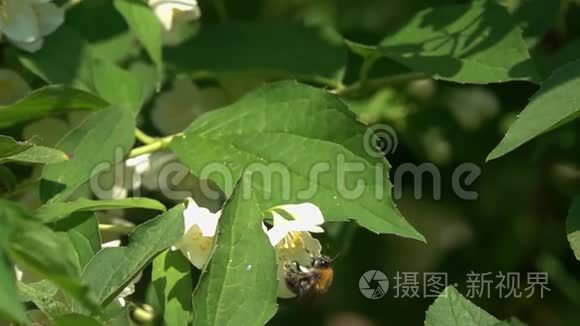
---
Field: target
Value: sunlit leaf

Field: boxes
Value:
[0,252,29,324]
[192,175,277,325]
[0,86,107,129]
[488,60,580,160]
[171,81,423,240]
[426,286,500,325]
[39,107,135,202]
[378,1,538,83]
[36,197,166,223]
[52,212,101,268]
[152,250,192,326]
[0,201,98,312]
[19,280,68,319]
[114,0,163,82]
[81,205,184,306]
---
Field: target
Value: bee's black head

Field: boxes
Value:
[312,255,332,268]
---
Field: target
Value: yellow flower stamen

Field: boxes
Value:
[281,231,304,249]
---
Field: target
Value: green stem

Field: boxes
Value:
[135,128,158,145]
[129,134,177,157]
[358,54,380,89]
[337,72,427,97]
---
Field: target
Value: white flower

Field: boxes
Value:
[0,0,65,52]
[264,203,325,298]
[151,78,228,135]
[266,203,324,246]
[173,200,327,298]
[0,69,30,105]
[148,0,200,31]
[172,197,221,269]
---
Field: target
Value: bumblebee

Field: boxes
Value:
[284,255,334,298]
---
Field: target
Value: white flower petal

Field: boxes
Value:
[267,225,288,247]
[308,226,324,233]
[152,5,174,31]
[174,224,214,269]
[197,211,220,237]
[266,212,291,246]
[279,203,324,225]
[182,197,221,237]
[102,240,122,248]
[33,2,64,36]
[10,37,43,53]
[0,0,39,43]
[149,0,200,31]
[182,198,199,232]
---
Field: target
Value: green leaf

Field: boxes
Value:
[566,197,580,261]
[0,136,69,165]
[17,26,144,112]
[90,59,144,113]
[0,252,29,324]
[54,314,105,326]
[425,286,500,326]
[36,197,166,223]
[152,250,192,326]
[0,165,17,192]
[0,135,32,159]
[82,205,184,306]
[378,1,538,84]
[19,280,69,319]
[65,0,137,64]
[487,60,580,160]
[165,23,346,86]
[0,200,98,312]
[40,107,136,202]
[17,26,95,88]
[0,85,107,129]
[10,224,93,307]
[0,208,25,325]
[171,81,423,241]
[2,146,69,164]
[192,174,277,326]
[497,0,561,47]
[114,0,163,82]
[52,212,101,268]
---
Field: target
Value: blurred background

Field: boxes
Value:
[3,0,580,325]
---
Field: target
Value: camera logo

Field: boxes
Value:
[359,270,389,299]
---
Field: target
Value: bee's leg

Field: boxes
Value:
[284,260,301,272]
